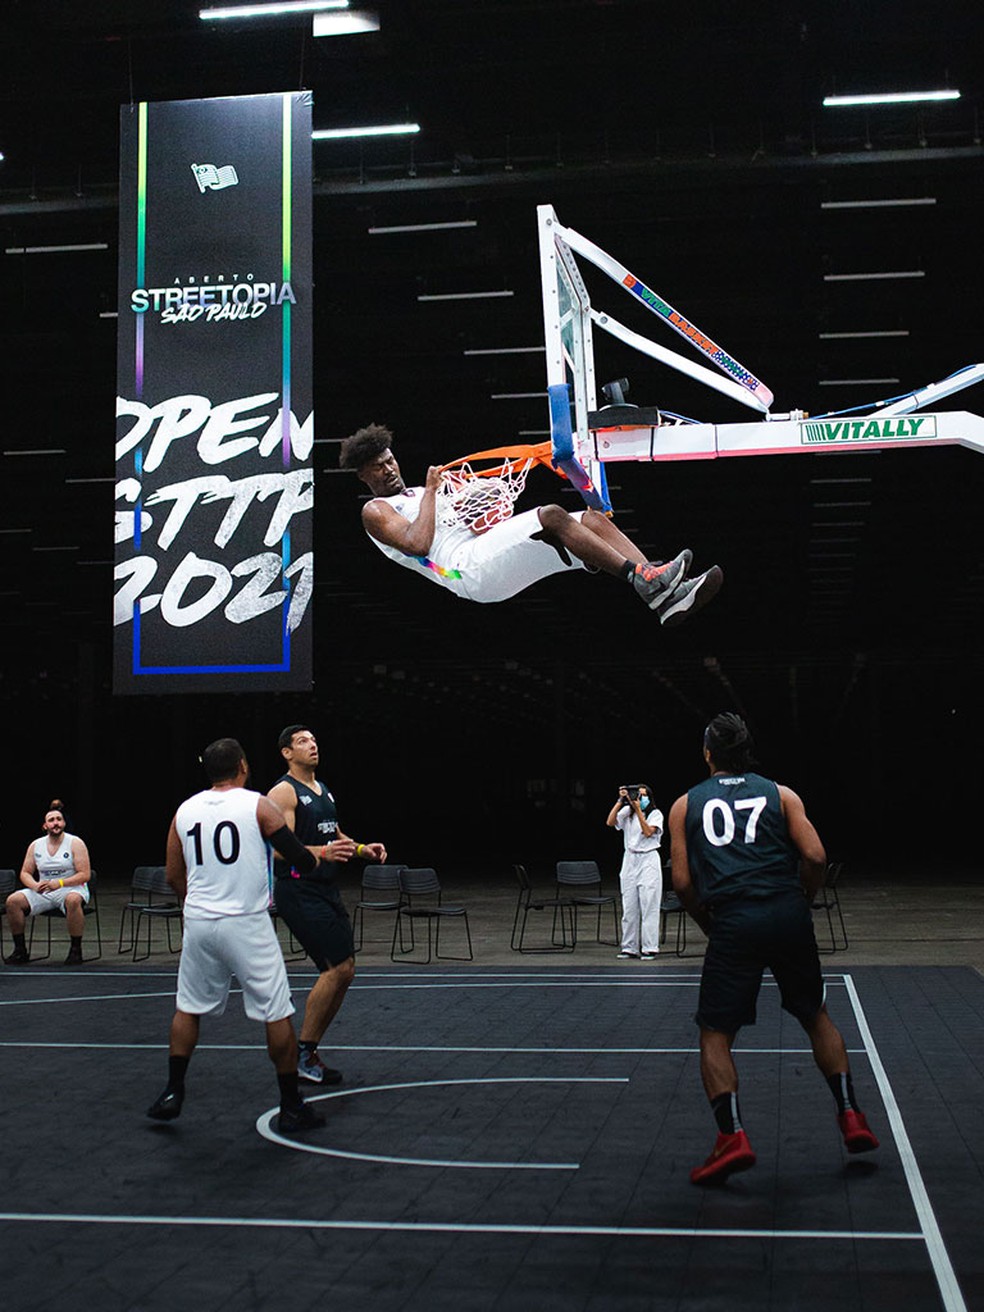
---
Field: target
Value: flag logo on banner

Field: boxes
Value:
[191,162,240,192]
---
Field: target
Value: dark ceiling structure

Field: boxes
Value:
[1,0,982,868]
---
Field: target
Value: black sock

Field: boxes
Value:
[70,935,82,948]
[621,559,637,583]
[168,1054,190,1093]
[299,1039,317,1055]
[13,933,26,951]
[278,1071,302,1110]
[711,1091,742,1135]
[827,1071,859,1114]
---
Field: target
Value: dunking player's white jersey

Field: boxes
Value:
[366,486,587,603]
[175,787,271,920]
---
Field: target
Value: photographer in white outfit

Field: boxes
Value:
[607,785,664,959]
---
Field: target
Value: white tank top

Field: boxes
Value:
[175,787,271,919]
[365,486,472,588]
[33,833,90,902]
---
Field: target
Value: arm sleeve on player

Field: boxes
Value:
[269,824,319,874]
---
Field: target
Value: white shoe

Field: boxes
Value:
[617,950,640,959]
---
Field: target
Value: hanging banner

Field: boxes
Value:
[115,92,313,694]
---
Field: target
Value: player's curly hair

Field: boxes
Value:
[339,423,395,472]
[703,713,756,772]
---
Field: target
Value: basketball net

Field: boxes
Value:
[436,442,557,534]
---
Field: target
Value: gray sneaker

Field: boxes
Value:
[632,548,692,610]
[659,565,724,627]
[298,1049,343,1085]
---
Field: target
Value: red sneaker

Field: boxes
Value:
[690,1130,756,1185]
[838,1109,879,1153]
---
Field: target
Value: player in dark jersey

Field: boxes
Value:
[668,713,878,1185]
[267,725,387,1085]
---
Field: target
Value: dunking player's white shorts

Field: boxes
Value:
[176,911,294,1023]
[439,507,588,603]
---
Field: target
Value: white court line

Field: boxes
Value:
[0,1041,867,1055]
[0,1211,922,1241]
[0,991,177,1007]
[844,973,968,1312]
[257,1077,628,1169]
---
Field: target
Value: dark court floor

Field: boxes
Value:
[1,957,981,1311]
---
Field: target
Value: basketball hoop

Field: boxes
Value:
[437,442,556,533]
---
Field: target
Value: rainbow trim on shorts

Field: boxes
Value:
[416,556,462,580]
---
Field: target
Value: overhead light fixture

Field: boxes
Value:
[201,1,347,20]
[66,477,115,485]
[0,527,31,534]
[824,270,923,282]
[313,8,378,35]
[5,243,108,255]
[819,330,909,339]
[821,197,936,209]
[823,90,960,107]
[99,311,119,319]
[3,448,68,456]
[313,123,419,140]
[818,378,900,386]
[369,221,476,234]
[464,346,545,356]
[417,290,513,302]
[491,392,546,400]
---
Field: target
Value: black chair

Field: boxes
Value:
[813,860,848,953]
[392,868,473,964]
[0,868,19,958]
[118,866,183,962]
[268,886,307,961]
[28,869,103,961]
[555,860,619,947]
[659,889,689,956]
[510,864,575,952]
[353,864,407,952]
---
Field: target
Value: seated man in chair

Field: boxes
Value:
[4,807,92,965]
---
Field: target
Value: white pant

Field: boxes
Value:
[176,911,294,1022]
[619,850,663,955]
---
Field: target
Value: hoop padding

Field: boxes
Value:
[437,443,557,532]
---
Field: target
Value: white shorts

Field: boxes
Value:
[22,885,90,916]
[176,911,294,1023]
[440,507,588,603]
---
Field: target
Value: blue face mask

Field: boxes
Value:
[638,794,650,809]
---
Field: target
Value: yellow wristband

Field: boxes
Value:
[59,879,64,888]
[356,843,365,856]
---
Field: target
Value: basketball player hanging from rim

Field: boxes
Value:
[338,424,722,624]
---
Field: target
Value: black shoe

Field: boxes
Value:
[4,947,30,965]
[64,946,83,965]
[277,1101,326,1135]
[146,1087,184,1121]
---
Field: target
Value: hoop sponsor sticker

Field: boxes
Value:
[799,416,937,445]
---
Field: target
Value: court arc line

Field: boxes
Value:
[0,1212,925,1242]
[257,1076,629,1170]
[844,972,968,1312]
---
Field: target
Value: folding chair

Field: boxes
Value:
[511,864,575,952]
[118,866,183,962]
[659,889,689,957]
[353,864,406,951]
[555,861,619,947]
[0,869,19,958]
[28,869,103,961]
[813,860,848,952]
[392,868,472,963]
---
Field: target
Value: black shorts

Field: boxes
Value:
[695,889,824,1034]
[272,878,354,971]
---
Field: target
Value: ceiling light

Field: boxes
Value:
[201,1,347,20]
[818,378,900,386]
[464,346,544,356]
[369,221,476,234]
[32,545,79,553]
[518,430,549,436]
[824,271,923,281]
[821,197,936,209]
[823,90,960,107]
[417,290,513,302]
[66,477,115,484]
[313,9,378,35]
[819,330,909,339]
[313,123,419,140]
[3,448,68,456]
[0,527,31,534]
[99,311,119,319]
[491,392,546,400]
[5,243,108,255]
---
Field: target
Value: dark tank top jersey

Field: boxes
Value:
[684,771,800,904]
[273,774,338,882]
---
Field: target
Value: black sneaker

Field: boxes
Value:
[64,945,83,965]
[146,1088,184,1121]
[659,565,724,627]
[277,1102,326,1135]
[4,947,30,965]
[632,549,691,611]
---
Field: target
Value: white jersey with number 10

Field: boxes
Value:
[175,786,271,920]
